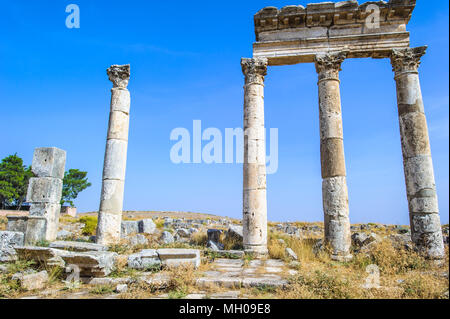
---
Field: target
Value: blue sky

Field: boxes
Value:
[1,1,448,225]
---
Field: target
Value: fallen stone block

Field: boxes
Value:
[242,277,288,289]
[49,241,108,252]
[82,277,131,285]
[129,234,149,247]
[0,231,25,262]
[157,248,201,269]
[227,225,243,241]
[60,251,118,277]
[15,246,69,267]
[207,229,222,243]
[56,230,73,240]
[160,231,174,244]
[196,277,242,289]
[12,270,49,291]
[138,219,156,234]
[207,240,224,251]
[115,283,128,293]
[128,249,161,270]
[121,221,139,237]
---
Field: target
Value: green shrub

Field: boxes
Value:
[78,216,98,236]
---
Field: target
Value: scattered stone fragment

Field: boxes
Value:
[129,234,149,247]
[207,240,224,251]
[121,221,140,237]
[60,251,118,277]
[0,231,25,262]
[56,230,73,240]
[115,284,128,293]
[227,225,243,241]
[207,229,222,243]
[128,249,161,270]
[12,270,48,291]
[160,231,174,244]
[285,248,298,260]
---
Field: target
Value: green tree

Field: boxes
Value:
[0,154,33,209]
[61,169,92,207]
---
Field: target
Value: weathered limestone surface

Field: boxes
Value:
[156,248,201,269]
[97,64,131,245]
[25,147,66,243]
[391,46,445,260]
[241,57,269,256]
[49,241,108,252]
[0,231,25,262]
[60,251,118,277]
[315,51,352,261]
[128,249,161,270]
[253,0,415,65]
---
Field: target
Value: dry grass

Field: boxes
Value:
[0,216,7,231]
[190,231,208,246]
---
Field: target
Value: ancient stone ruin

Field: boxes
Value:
[240,0,445,260]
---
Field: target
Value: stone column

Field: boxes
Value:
[241,57,268,256]
[391,46,445,260]
[315,51,352,261]
[26,147,66,243]
[96,64,131,245]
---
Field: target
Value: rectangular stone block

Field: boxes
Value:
[24,217,47,245]
[7,216,28,233]
[102,139,128,180]
[49,241,108,252]
[26,177,63,203]
[60,251,118,277]
[31,147,66,179]
[157,249,201,269]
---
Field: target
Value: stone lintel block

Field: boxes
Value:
[26,177,63,203]
[31,147,66,179]
[107,110,130,141]
[320,138,346,178]
[399,112,431,157]
[320,112,343,140]
[0,231,25,262]
[7,216,28,233]
[99,179,125,214]
[322,176,349,216]
[96,211,122,245]
[102,139,128,180]
[403,155,436,197]
[243,163,266,190]
[24,217,47,245]
[111,88,131,114]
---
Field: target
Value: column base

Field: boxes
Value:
[331,254,353,262]
[244,245,268,258]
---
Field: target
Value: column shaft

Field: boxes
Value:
[391,47,444,259]
[315,52,352,261]
[241,58,268,256]
[97,65,131,245]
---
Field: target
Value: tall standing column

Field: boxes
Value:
[241,57,268,256]
[391,46,445,260]
[315,51,352,262]
[97,64,131,245]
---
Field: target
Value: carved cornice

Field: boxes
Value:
[241,58,268,85]
[391,46,427,74]
[107,64,131,89]
[254,0,416,40]
[315,51,348,79]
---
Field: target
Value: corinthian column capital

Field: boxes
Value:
[314,51,348,81]
[107,64,131,89]
[391,46,427,74]
[241,57,268,85]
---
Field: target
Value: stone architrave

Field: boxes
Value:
[96,64,131,245]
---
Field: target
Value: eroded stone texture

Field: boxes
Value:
[315,52,352,261]
[391,46,444,260]
[97,64,131,245]
[0,231,25,262]
[241,57,269,256]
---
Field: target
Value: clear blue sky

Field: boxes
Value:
[1,1,448,225]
